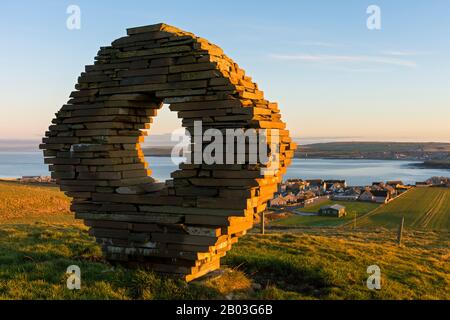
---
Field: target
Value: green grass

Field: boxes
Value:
[0,181,73,224]
[227,231,450,299]
[0,182,449,299]
[0,223,448,299]
[357,188,450,231]
[0,223,254,300]
[274,201,379,227]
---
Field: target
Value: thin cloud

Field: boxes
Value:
[330,66,390,73]
[297,41,338,47]
[381,50,431,57]
[269,53,417,68]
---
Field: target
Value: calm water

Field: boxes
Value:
[0,152,448,186]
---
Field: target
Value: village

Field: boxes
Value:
[269,176,450,218]
[3,174,449,220]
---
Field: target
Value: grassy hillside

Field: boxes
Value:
[296,141,450,160]
[274,201,379,227]
[141,142,450,160]
[0,182,448,299]
[357,188,450,230]
[142,146,178,157]
[0,223,448,299]
[300,142,450,153]
[0,181,74,224]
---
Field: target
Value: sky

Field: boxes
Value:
[0,0,449,144]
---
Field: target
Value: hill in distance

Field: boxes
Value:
[143,141,450,164]
[296,141,450,162]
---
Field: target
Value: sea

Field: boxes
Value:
[0,151,448,186]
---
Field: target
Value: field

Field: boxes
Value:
[357,188,450,230]
[274,200,379,227]
[295,141,450,160]
[299,142,450,153]
[140,142,450,160]
[0,182,449,299]
[0,181,74,224]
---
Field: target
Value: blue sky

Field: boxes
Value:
[1,0,449,142]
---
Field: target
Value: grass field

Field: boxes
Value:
[0,181,73,224]
[357,188,450,230]
[274,201,379,227]
[296,142,450,159]
[299,142,450,153]
[0,182,449,299]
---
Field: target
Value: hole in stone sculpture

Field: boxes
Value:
[116,101,190,196]
[142,103,189,181]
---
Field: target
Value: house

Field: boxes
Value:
[372,190,389,203]
[344,187,362,196]
[285,183,300,193]
[332,194,359,201]
[306,179,327,192]
[325,180,347,188]
[333,187,361,200]
[372,182,385,187]
[303,195,330,208]
[304,197,317,206]
[283,179,310,193]
[427,176,450,186]
[386,180,404,188]
[297,180,309,190]
[329,183,346,193]
[359,190,375,202]
[270,195,287,207]
[382,184,396,197]
[318,204,346,218]
[283,193,298,204]
[297,190,316,198]
[22,175,41,179]
[296,191,317,205]
[20,176,53,183]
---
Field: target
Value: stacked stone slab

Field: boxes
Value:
[41,23,295,281]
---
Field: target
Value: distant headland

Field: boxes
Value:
[142,141,450,169]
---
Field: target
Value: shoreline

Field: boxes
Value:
[408,161,450,170]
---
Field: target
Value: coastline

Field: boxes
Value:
[1,153,448,186]
[408,161,450,170]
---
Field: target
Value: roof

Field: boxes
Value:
[345,188,361,195]
[372,190,388,197]
[284,193,298,200]
[321,204,346,211]
[306,179,324,183]
[387,180,403,185]
[270,196,287,205]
